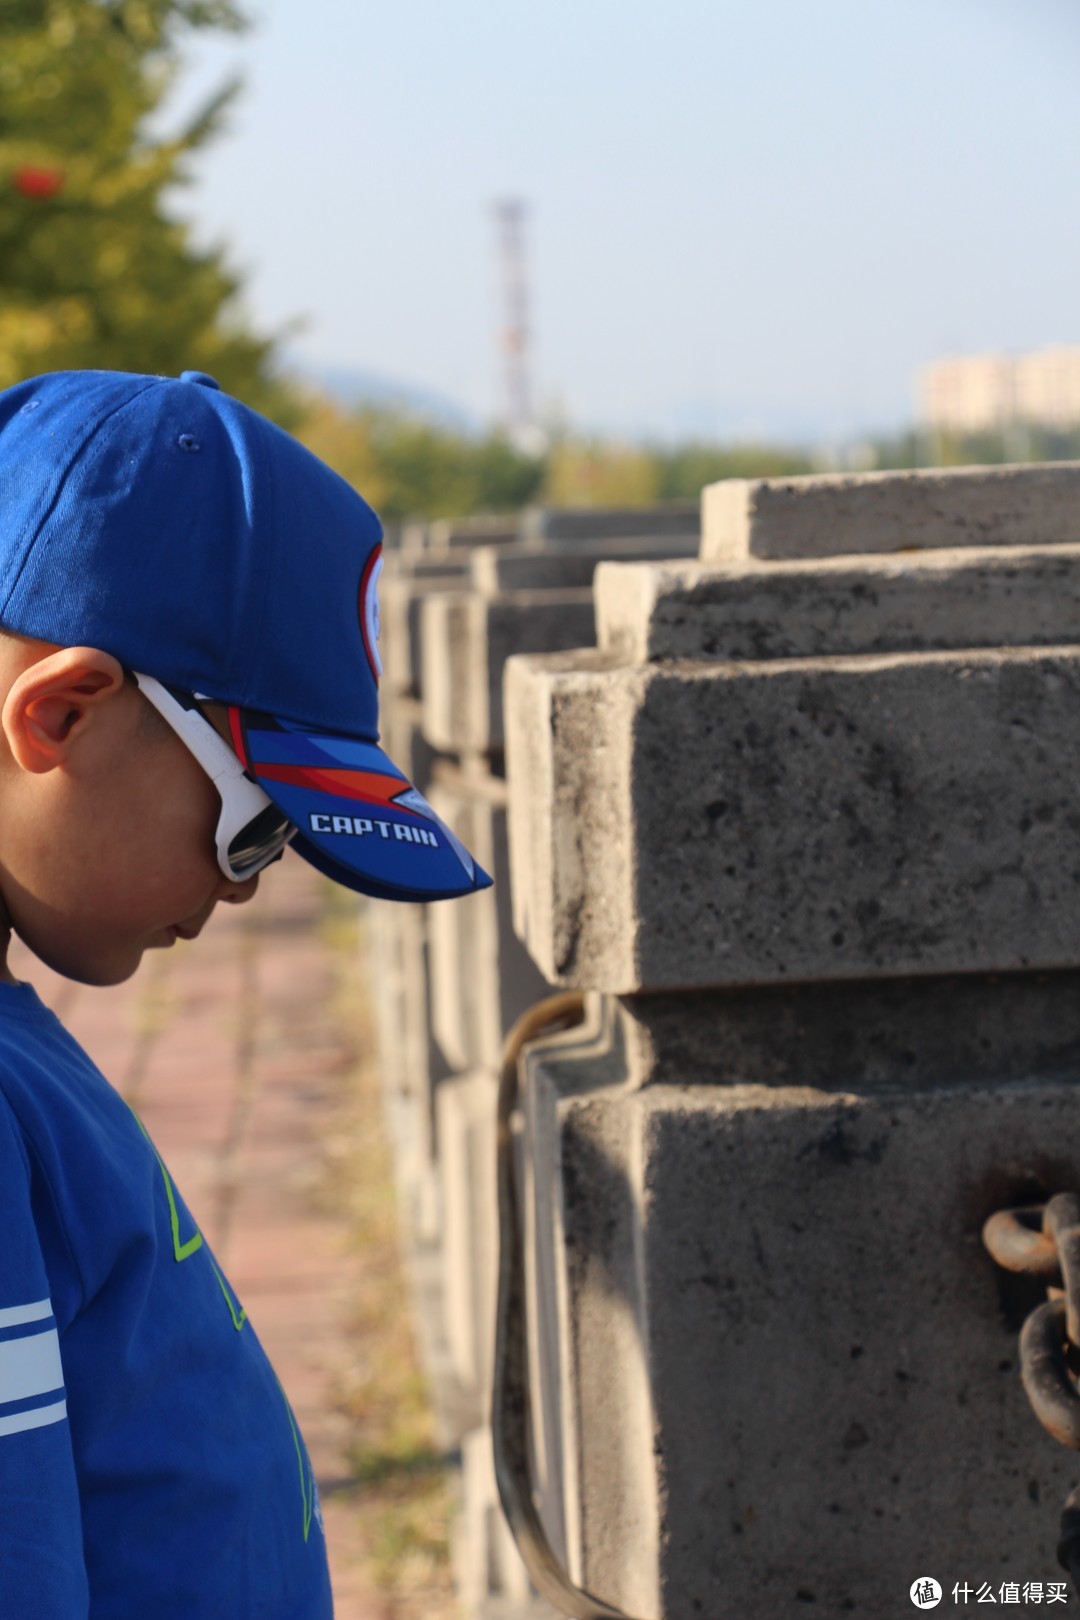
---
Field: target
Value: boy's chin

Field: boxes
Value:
[16,931,146,989]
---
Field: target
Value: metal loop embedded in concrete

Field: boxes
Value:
[492,990,647,1620]
[1019,1298,1080,1450]
[982,1205,1061,1279]
[1044,1195,1080,1348]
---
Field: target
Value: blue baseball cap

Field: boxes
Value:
[0,368,492,902]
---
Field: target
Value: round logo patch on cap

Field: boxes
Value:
[358,543,383,682]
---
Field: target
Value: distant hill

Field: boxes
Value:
[288,356,481,433]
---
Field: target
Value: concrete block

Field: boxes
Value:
[367,900,450,1232]
[615,969,1080,1092]
[519,1002,660,1618]
[436,1069,500,1402]
[505,645,1080,992]
[369,903,487,1448]
[703,462,1080,564]
[470,534,698,598]
[399,516,519,556]
[382,551,468,581]
[400,1221,483,1451]
[427,765,551,1073]
[427,514,521,550]
[380,563,468,696]
[455,1428,539,1614]
[399,520,429,555]
[366,901,414,1144]
[521,503,700,545]
[595,545,1080,663]
[421,590,595,755]
[379,693,443,800]
[519,988,1080,1615]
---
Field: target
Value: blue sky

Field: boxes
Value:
[165,0,1080,444]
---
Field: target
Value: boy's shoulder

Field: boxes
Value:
[0,983,138,1146]
[0,988,162,1320]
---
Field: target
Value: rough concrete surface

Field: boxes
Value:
[401,515,519,554]
[378,693,444,805]
[506,644,1080,992]
[427,764,551,1073]
[435,1068,500,1403]
[615,968,1080,1092]
[520,1005,1080,1617]
[521,503,700,544]
[367,900,447,1224]
[427,515,520,550]
[595,544,1080,664]
[504,649,634,991]
[525,1066,660,1619]
[380,564,469,696]
[702,463,1080,563]
[456,1429,550,1615]
[421,589,595,754]
[470,534,698,597]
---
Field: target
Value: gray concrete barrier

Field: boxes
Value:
[368,506,704,1616]
[703,462,1080,563]
[427,764,549,1075]
[380,552,470,697]
[421,591,597,757]
[521,502,700,544]
[471,533,698,597]
[502,465,1080,1616]
[401,514,520,555]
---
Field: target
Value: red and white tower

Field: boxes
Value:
[494,198,536,447]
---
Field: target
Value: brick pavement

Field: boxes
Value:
[9,851,391,1620]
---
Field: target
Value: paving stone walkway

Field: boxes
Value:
[10,852,390,1620]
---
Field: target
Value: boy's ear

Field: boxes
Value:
[3,647,127,774]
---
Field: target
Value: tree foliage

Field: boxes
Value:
[652,441,815,497]
[543,438,660,508]
[0,0,296,418]
[297,398,831,523]
[863,424,1080,473]
[298,399,545,523]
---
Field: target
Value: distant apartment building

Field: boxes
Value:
[919,346,1080,434]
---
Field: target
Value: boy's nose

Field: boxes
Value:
[218,871,260,906]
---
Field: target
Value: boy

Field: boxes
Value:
[0,368,491,1616]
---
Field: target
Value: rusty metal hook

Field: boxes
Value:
[492,991,648,1620]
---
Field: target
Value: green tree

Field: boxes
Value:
[653,441,815,497]
[864,423,1080,472]
[298,401,545,522]
[542,437,660,507]
[0,0,296,419]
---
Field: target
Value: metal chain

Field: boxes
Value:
[983,1194,1080,1592]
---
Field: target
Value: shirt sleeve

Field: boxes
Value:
[0,1096,88,1616]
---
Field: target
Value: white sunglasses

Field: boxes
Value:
[131,672,297,881]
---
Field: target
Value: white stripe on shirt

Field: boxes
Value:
[0,1329,63,1404]
[0,1298,52,1330]
[0,1399,67,1438]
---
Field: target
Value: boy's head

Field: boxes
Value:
[0,369,491,985]
[0,634,258,984]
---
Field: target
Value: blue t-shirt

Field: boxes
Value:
[0,980,333,1617]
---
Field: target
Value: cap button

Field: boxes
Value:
[179,371,222,390]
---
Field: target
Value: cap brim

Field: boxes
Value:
[229,707,492,902]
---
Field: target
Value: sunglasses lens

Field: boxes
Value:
[226,804,296,879]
